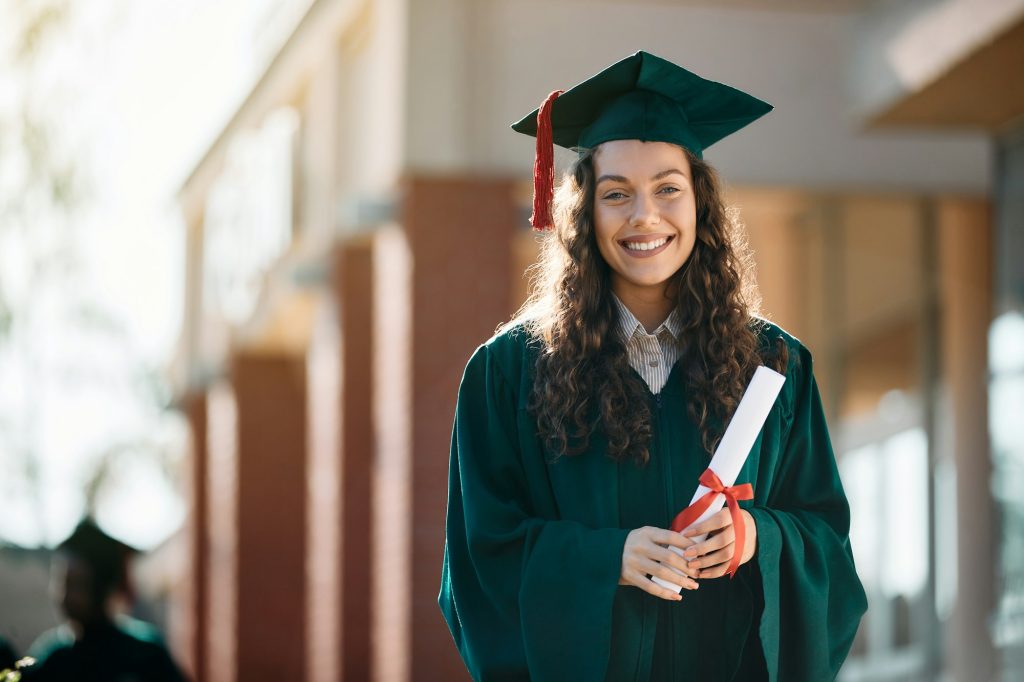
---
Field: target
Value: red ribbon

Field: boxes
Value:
[670,468,753,579]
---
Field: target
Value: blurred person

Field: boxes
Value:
[438,51,867,681]
[23,518,184,682]
[0,636,17,670]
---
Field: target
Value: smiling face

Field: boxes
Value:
[592,140,697,303]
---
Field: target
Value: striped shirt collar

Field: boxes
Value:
[612,292,684,342]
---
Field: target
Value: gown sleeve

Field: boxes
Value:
[438,344,631,682]
[746,343,868,682]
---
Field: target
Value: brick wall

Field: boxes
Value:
[185,176,521,681]
[403,175,520,680]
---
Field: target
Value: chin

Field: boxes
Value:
[626,266,684,284]
[620,272,678,290]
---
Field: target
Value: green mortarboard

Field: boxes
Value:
[511,50,773,229]
[58,517,138,596]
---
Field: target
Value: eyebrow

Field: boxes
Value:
[596,168,688,184]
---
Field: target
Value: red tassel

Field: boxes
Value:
[530,89,563,231]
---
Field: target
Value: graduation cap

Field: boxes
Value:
[58,517,139,598]
[511,50,773,230]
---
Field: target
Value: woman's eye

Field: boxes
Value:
[658,186,680,195]
[603,191,627,200]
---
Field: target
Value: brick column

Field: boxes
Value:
[232,353,309,680]
[404,176,520,679]
[182,391,208,681]
[304,237,380,682]
[336,238,376,680]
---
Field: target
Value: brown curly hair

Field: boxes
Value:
[506,145,788,465]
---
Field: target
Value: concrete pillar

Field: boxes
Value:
[205,381,238,682]
[307,293,342,682]
[372,224,414,682]
[938,197,995,681]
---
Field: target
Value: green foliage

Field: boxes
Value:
[0,0,177,546]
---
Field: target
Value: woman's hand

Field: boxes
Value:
[619,526,700,601]
[680,508,757,579]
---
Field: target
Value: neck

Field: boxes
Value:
[612,281,674,333]
[73,612,114,638]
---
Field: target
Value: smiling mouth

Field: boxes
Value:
[619,235,674,254]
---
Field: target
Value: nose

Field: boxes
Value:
[629,192,660,228]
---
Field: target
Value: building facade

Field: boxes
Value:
[169,1,1022,680]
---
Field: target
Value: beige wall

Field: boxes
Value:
[401,0,990,192]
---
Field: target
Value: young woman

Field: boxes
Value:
[439,51,867,682]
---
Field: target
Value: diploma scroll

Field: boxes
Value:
[651,365,786,593]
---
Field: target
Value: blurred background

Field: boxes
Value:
[0,0,1021,680]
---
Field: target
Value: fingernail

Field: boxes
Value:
[674,594,683,601]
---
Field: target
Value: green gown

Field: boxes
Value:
[25,616,184,682]
[438,320,867,681]
[0,636,17,670]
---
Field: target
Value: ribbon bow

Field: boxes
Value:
[669,468,754,579]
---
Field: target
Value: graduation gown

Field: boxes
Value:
[0,636,17,670]
[438,321,867,681]
[25,617,184,682]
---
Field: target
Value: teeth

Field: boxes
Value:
[623,237,668,251]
